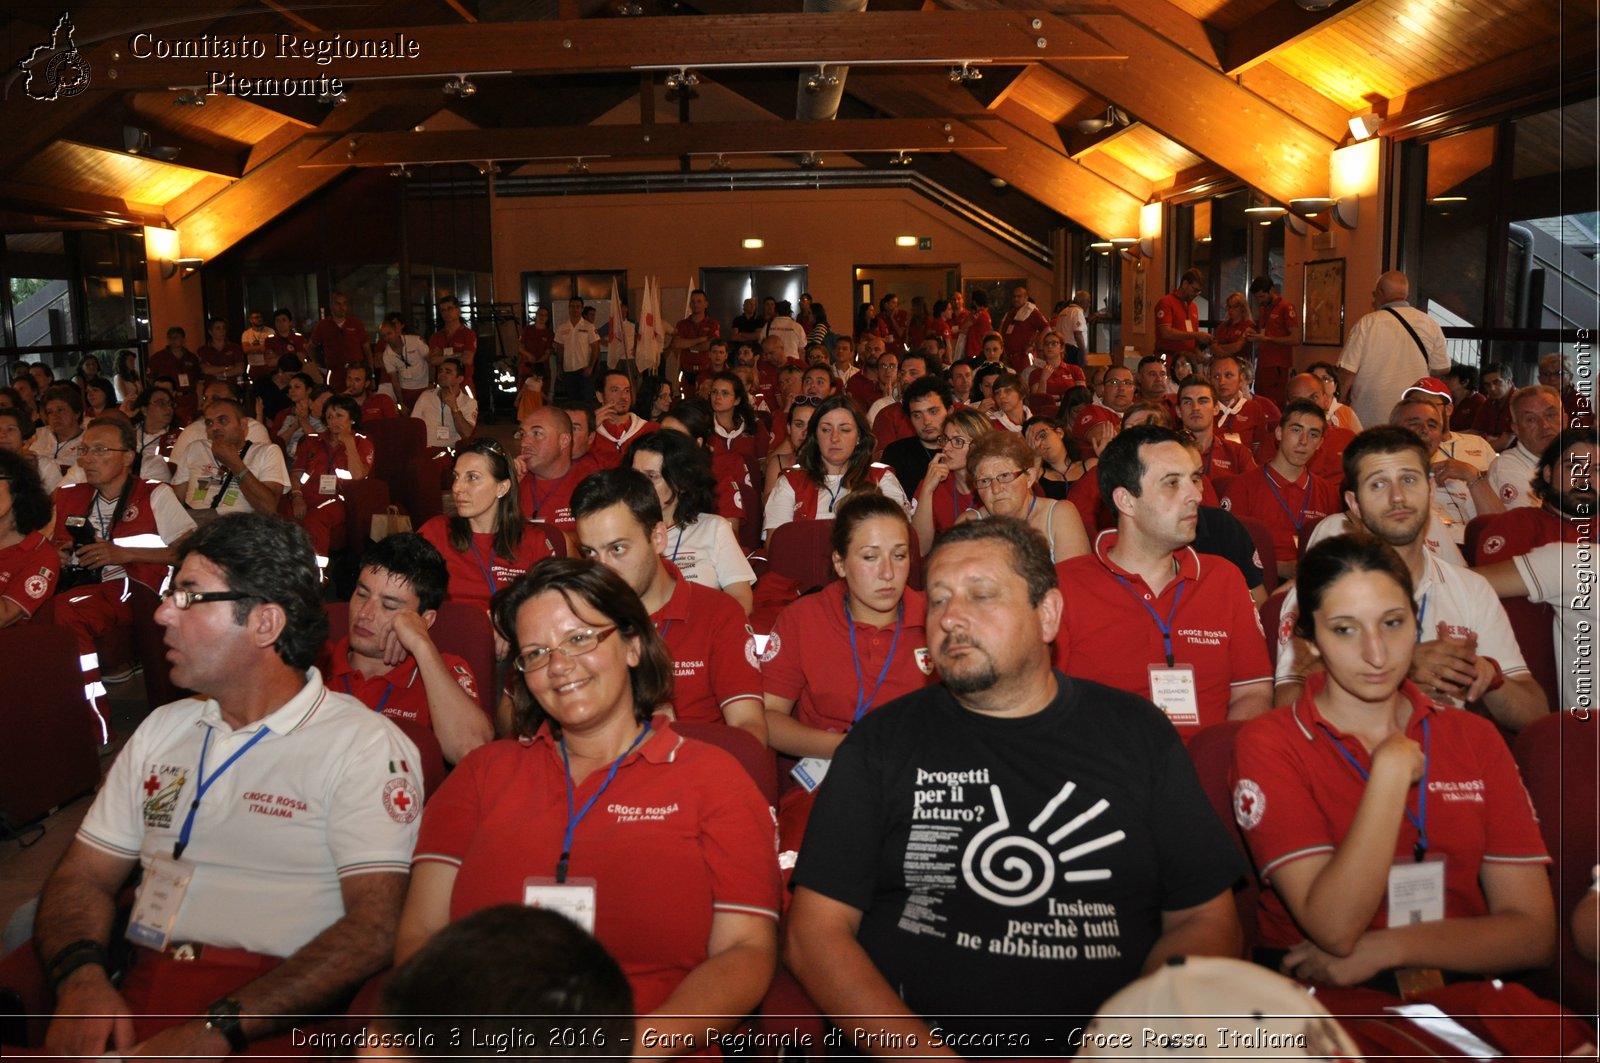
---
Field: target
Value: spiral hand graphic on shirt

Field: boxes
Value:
[961,781,1125,907]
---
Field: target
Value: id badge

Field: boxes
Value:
[1223,432,1243,445]
[126,856,193,950]
[435,425,451,443]
[178,374,190,388]
[220,483,241,508]
[191,478,211,505]
[444,347,455,358]
[1148,665,1200,727]
[524,876,597,933]
[318,474,338,495]
[1387,859,1445,925]
[791,757,831,793]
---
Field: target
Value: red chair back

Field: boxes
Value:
[324,600,498,717]
[1513,712,1599,1013]
[674,721,778,807]
[1185,719,1260,953]
[1232,515,1279,594]
[336,477,391,550]
[0,624,101,828]
[762,519,838,593]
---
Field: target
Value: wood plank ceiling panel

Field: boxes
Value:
[14,141,212,206]
[1096,125,1204,184]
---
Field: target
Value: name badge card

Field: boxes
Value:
[524,876,597,933]
[1387,859,1445,925]
[126,856,194,950]
[791,757,832,793]
[319,474,338,496]
[191,479,212,506]
[1148,665,1200,727]
[435,425,451,443]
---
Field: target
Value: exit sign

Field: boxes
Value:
[917,237,933,251]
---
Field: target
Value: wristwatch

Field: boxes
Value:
[204,996,249,1053]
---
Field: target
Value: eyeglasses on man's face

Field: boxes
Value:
[160,588,257,610]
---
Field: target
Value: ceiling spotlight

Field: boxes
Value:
[173,88,205,107]
[888,150,913,167]
[443,75,477,98]
[476,161,500,176]
[1088,241,1114,250]
[390,165,413,178]
[615,0,644,12]
[1076,105,1130,136]
[318,87,347,106]
[1348,111,1381,141]
[709,154,730,171]
[569,158,590,174]
[664,68,700,91]
[798,152,823,169]
[804,65,840,95]
[947,61,983,83]
[1288,197,1335,215]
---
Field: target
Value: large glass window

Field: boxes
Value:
[1169,190,1283,326]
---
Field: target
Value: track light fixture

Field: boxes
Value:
[709,154,730,171]
[947,61,983,83]
[476,161,501,176]
[888,150,913,167]
[798,152,824,169]
[664,68,700,92]
[1075,105,1130,135]
[389,165,413,178]
[172,88,205,107]
[569,158,590,174]
[443,75,477,98]
[803,65,840,95]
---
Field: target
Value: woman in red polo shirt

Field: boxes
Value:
[289,395,374,563]
[1230,535,1554,989]
[399,559,780,1050]
[419,439,556,611]
[706,370,765,465]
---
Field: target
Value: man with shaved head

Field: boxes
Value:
[1335,270,1449,429]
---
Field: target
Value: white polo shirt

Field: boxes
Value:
[1514,541,1597,714]
[1489,442,1541,509]
[173,416,272,464]
[382,335,434,393]
[1275,549,1530,707]
[555,319,600,373]
[174,438,290,513]
[1432,431,1498,541]
[78,670,422,958]
[665,514,756,593]
[409,388,478,447]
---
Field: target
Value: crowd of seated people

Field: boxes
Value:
[0,270,1594,1058]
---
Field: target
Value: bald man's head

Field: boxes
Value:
[1287,372,1328,410]
[1374,271,1409,306]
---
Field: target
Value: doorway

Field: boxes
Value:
[852,265,961,335]
[700,267,809,339]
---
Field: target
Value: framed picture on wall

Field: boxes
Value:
[1303,258,1346,346]
[1130,267,1148,335]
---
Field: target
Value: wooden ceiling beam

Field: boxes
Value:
[62,112,246,181]
[302,118,1004,167]
[1235,63,1351,142]
[1059,0,1222,69]
[1220,0,1372,75]
[1384,36,1598,140]
[0,180,168,228]
[1048,14,1336,204]
[84,12,1122,92]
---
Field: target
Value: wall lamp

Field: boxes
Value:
[160,257,203,280]
[1286,196,1358,232]
[1348,112,1381,141]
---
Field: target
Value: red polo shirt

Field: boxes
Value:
[1032,362,1087,398]
[652,566,762,726]
[1472,395,1515,442]
[1154,292,1200,356]
[871,403,914,450]
[519,463,582,530]
[762,581,934,735]
[356,392,400,422]
[711,450,751,524]
[310,315,369,391]
[322,637,482,797]
[1254,294,1298,370]
[999,304,1050,372]
[1477,503,1585,562]
[148,346,202,396]
[1053,531,1271,736]
[589,416,657,470]
[1198,434,1258,493]
[197,342,243,377]
[1230,675,1548,949]
[1221,465,1340,562]
[419,516,557,610]
[925,473,976,538]
[1215,395,1281,456]
[846,374,883,412]
[414,719,781,1014]
[673,316,721,378]
[264,333,310,361]
[0,531,60,619]
[428,325,478,363]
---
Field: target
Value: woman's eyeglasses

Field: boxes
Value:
[973,469,1025,491]
[514,626,619,672]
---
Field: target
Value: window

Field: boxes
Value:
[1170,191,1284,325]
[522,270,628,334]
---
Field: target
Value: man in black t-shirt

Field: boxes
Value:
[788,518,1243,1056]
[881,376,953,497]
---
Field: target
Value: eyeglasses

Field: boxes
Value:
[935,434,970,449]
[513,626,618,673]
[454,437,505,457]
[80,446,130,458]
[973,469,1026,491]
[160,588,257,610]
[790,396,824,409]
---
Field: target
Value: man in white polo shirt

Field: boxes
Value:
[35,514,422,1060]
[174,397,290,517]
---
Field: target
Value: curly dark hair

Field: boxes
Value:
[628,430,717,526]
[797,394,875,490]
[491,558,674,738]
[0,447,53,536]
[175,513,327,670]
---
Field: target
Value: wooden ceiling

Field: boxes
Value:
[0,0,1590,254]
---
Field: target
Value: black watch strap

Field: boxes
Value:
[45,939,109,992]
[205,996,249,1053]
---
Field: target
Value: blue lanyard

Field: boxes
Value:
[343,672,395,715]
[1111,573,1186,667]
[822,477,846,512]
[173,723,273,859]
[1263,466,1313,532]
[557,721,651,882]
[1320,717,1431,861]
[529,466,572,518]
[846,598,903,724]
[1416,593,1428,644]
[468,541,498,595]
[668,524,687,564]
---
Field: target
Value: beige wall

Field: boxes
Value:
[143,227,204,342]
[490,187,1053,328]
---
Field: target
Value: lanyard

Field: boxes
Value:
[947,475,965,524]
[1201,438,1216,476]
[669,525,686,564]
[529,466,572,518]
[822,476,846,512]
[54,434,80,461]
[1111,573,1186,667]
[174,723,272,859]
[1320,717,1431,861]
[1416,592,1428,644]
[468,541,498,595]
[846,598,903,724]
[343,672,395,715]
[557,721,651,882]
[1262,466,1312,532]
